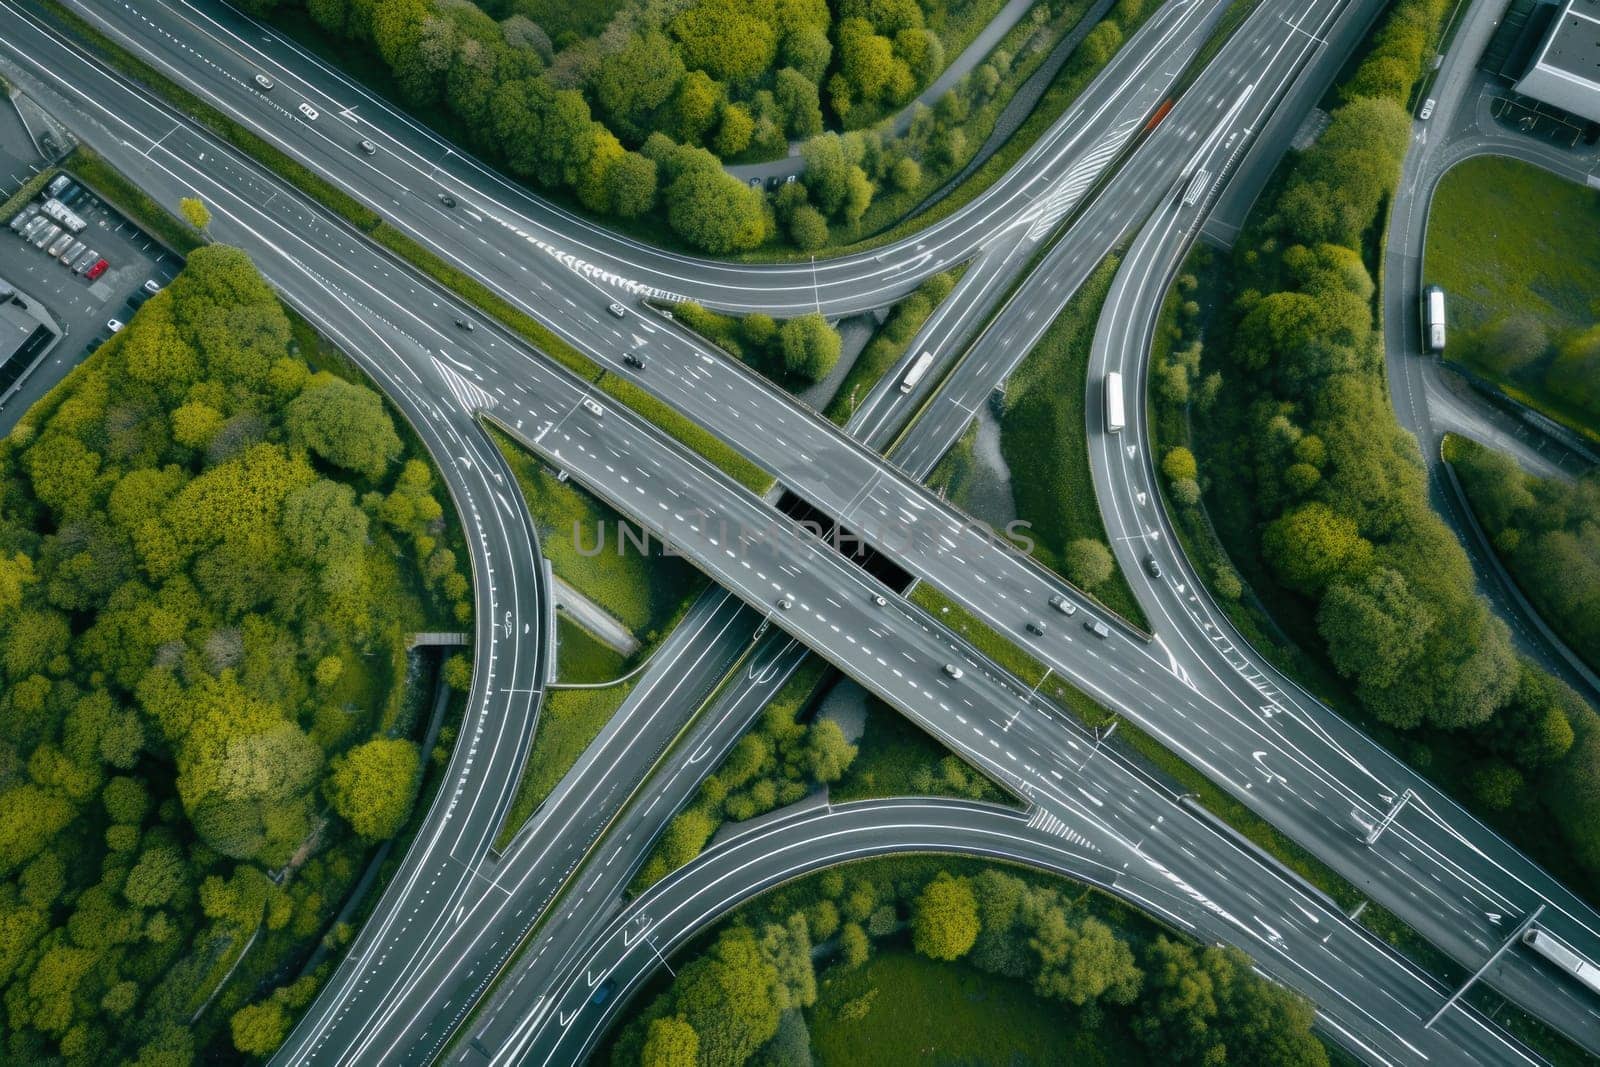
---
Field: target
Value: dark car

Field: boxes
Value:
[766,175,781,192]
[1025,619,1047,636]
[454,317,475,331]
[1144,555,1162,579]
[622,352,645,369]
[591,980,615,1006]
[437,192,457,208]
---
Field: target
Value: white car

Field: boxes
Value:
[1419,98,1436,121]
[107,318,125,334]
[143,279,164,295]
[298,102,319,120]
[253,73,275,91]
[607,301,627,319]
[580,396,604,417]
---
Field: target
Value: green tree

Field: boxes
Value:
[609,151,659,218]
[1031,914,1142,1007]
[1134,937,1220,1059]
[670,70,724,145]
[594,33,685,142]
[671,0,778,86]
[838,921,870,967]
[890,155,921,191]
[0,785,74,876]
[282,479,369,567]
[804,719,856,782]
[1261,502,1372,595]
[1063,538,1114,589]
[179,196,211,233]
[911,875,979,960]
[123,844,187,909]
[1470,762,1523,810]
[286,372,403,482]
[669,926,782,1064]
[640,1015,699,1067]
[778,312,841,381]
[230,999,291,1056]
[1162,447,1197,482]
[774,68,823,138]
[788,204,829,250]
[714,104,756,157]
[325,738,420,841]
[664,162,770,254]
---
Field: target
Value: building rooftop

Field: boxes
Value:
[1516,0,1600,122]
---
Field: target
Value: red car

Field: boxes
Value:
[85,259,108,280]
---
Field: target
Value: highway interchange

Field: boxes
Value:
[1,0,1598,1061]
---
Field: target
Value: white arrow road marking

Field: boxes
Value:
[1251,751,1285,784]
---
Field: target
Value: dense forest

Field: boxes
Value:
[1176,0,1600,874]
[0,246,468,1061]
[1448,436,1600,675]
[234,0,1123,252]
[609,856,1327,1066]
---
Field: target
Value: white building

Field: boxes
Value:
[1515,0,1600,124]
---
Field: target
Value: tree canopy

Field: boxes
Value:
[0,245,467,1062]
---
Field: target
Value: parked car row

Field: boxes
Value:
[9,178,107,280]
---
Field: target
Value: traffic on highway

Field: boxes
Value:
[0,0,1597,1062]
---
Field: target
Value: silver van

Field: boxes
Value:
[20,216,49,241]
[60,240,86,264]
[9,204,40,231]
[72,249,98,274]
[47,232,74,258]
[34,223,62,249]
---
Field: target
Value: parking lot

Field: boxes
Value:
[0,165,181,435]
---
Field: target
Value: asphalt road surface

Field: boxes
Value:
[8,0,1600,1059]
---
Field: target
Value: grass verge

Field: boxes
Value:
[489,428,707,848]
[997,254,1148,628]
[0,165,55,222]
[67,145,202,254]
[494,680,640,851]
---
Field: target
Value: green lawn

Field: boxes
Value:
[495,681,639,849]
[1425,156,1600,333]
[554,616,628,685]
[997,255,1148,629]
[1424,155,1600,437]
[809,949,1140,1066]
